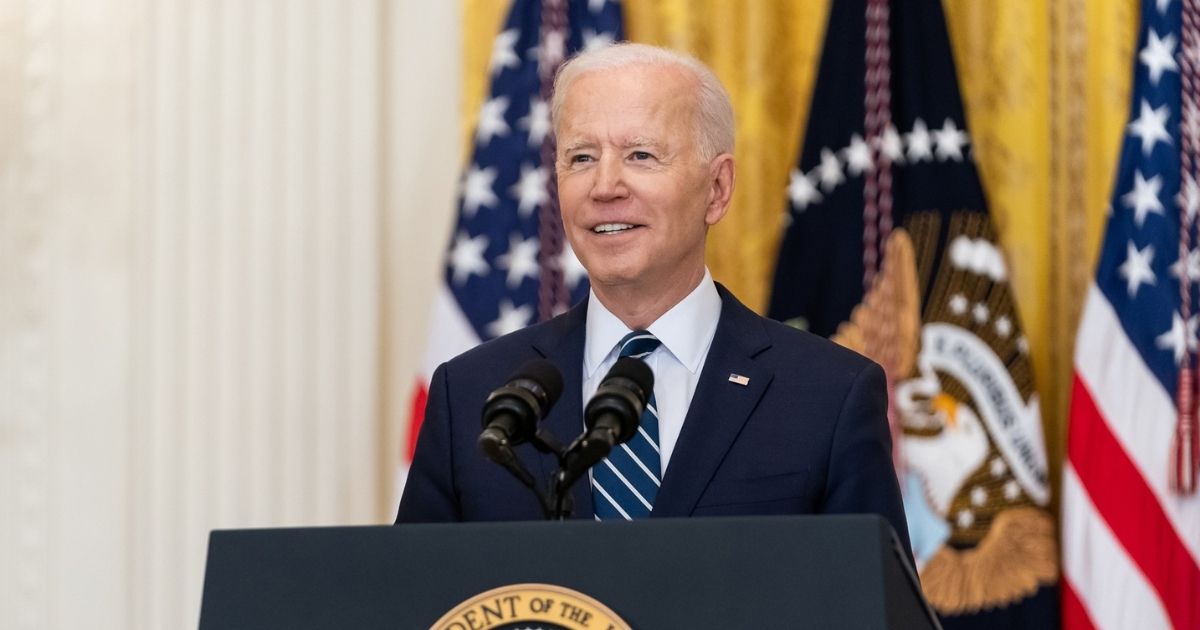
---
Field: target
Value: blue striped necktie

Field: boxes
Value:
[592,330,662,520]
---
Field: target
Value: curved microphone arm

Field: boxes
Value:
[480,439,555,519]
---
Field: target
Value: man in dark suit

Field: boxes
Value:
[397,43,910,554]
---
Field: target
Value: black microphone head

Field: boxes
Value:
[584,357,654,445]
[509,358,564,412]
[480,359,564,445]
[602,357,654,404]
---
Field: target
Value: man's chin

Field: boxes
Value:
[585,268,645,292]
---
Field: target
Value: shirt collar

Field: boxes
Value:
[584,269,722,378]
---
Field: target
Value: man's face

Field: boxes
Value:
[555,64,730,295]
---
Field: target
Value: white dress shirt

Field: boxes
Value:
[582,269,723,474]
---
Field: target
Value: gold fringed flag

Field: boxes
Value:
[768,0,1059,625]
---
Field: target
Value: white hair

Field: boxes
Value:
[550,43,735,160]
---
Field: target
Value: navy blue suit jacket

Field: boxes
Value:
[397,286,911,555]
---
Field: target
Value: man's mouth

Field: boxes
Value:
[592,223,638,234]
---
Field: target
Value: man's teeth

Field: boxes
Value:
[593,223,635,234]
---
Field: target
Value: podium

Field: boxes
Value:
[199,515,939,629]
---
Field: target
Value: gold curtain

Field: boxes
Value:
[940,0,1136,513]
[460,0,1138,510]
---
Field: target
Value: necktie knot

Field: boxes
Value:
[618,330,661,359]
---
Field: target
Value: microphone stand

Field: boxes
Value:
[529,429,576,521]
[485,420,627,520]
[481,439,555,519]
[483,424,587,520]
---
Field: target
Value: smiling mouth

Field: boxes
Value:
[592,223,638,234]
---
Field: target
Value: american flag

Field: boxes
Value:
[1062,0,1200,628]
[400,0,623,493]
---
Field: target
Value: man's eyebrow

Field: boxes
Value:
[561,141,596,153]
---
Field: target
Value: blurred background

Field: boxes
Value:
[0,0,1154,628]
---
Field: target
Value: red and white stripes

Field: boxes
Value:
[1063,287,1200,629]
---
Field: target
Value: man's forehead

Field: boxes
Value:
[570,62,693,92]
[557,108,683,150]
[558,66,696,124]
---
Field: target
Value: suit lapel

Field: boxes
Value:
[530,301,593,519]
[652,287,774,518]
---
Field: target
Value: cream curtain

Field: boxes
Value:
[0,1,461,628]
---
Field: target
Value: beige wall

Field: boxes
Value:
[0,1,460,628]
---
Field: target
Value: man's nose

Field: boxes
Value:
[590,155,628,201]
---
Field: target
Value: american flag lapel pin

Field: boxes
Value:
[728,373,750,386]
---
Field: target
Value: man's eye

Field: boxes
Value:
[631,151,652,160]
[570,154,593,164]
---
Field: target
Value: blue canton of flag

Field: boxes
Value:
[447,0,623,341]
[1095,2,1194,398]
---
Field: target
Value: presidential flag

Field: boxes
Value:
[768,1,1058,626]
[401,0,623,492]
[1062,0,1200,628]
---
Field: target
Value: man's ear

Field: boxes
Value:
[705,154,736,226]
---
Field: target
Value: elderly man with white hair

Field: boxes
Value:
[398,43,910,556]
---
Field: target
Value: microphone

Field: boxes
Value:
[584,357,654,451]
[557,358,654,492]
[478,359,564,463]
